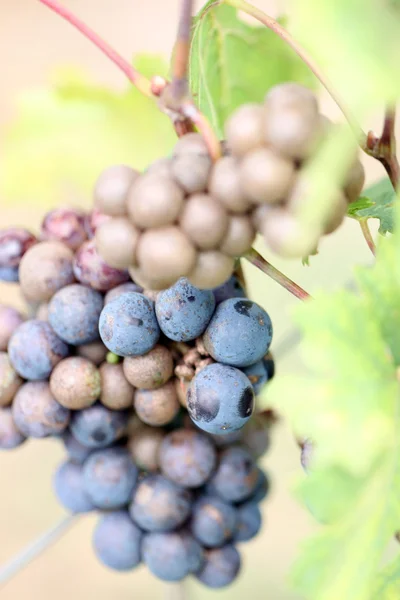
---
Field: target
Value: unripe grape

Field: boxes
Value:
[209,157,252,214]
[127,424,165,472]
[263,104,320,160]
[322,192,348,235]
[173,133,209,157]
[50,357,101,409]
[225,103,264,156]
[136,227,197,290]
[0,352,23,407]
[264,82,318,113]
[0,305,24,351]
[344,159,365,203]
[180,194,229,250]
[99,362,134,410]
[188,251,234,289]
[175,378,189,407]
[220,215,255,257]
[36,303,49,321]
[95,217,139,269]
[104,282,143,304]
[123,345,174,390]
[40,207,87,250]
[128,266,160,291]
[251,203,275,229]
[146,157,172,177]
[76,341,108,366]
[134,380,180,427]
[171,154,212,194]
[94,165,139,216]
[239,147,295,204]
[260,208,321,258]
[127,174,184,229]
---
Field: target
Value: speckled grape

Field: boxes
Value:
[12,381,70,438]
[191,495,237,547]
[70,403,127,448]
[93,511,142,571]
[209,447,258,502]
[50,357,101,410]
[73,239,129,292]
[40,207,87,250]
[134,380,180,427]
[0,228,37,269]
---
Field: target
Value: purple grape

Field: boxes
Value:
[212,276,245,304]
[12,381,70,438]
[53,460,94,513]
[195,544,241,588]
[0,407,26,449]
[233,501,262,542]
[99,292,160,357]
[203,298,273,367]
[0,228,37,269]
[187,363,254,435]
[83,447,138,509]
[8,320,69,380]
[142,530,203,582]
[155,278,216,342]
[61,430,93,464]
[84,209,111,239]
[93,511,142,571]
[191,495,237,547]
[104,282,143,304]
[209,447,258,502]
[159,429,217,488]
[41,207,87,250]
[70,403,127,448]
[130,474,192,532]
[48,284,103,345]
[73,239,129,291]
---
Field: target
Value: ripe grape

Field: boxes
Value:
[61,430,93,464]
[95,218,140,269]
[0,352,22,407]
[130,474,192,531]
[191,495,237,547]
[19,242,75,303]
[134,380,180,427]
[264,352,275,380]
[0,267,19,282]
[83,447,138,509]
[173,132,209,157]
[94,165,138,216]
[241,416,270,460]
[171,153,211,194]
[142,530,203,582]
[99,292,160,357]
[209,157,252,214]
[0,228,37,270]
[123,345,173,389]
[180,193,229,250]
[99,363,134,410]
[233,501,262,542]
[76,341,108,366]
[73,239,129,291]
[136,227,197,290]
[104,282,143,304]
[188,251,234,290]
[48,284,103,345]
[220,215,255,257]
[209,446,258,502]
[8,320,69,380]
[155,278,216,342]
[127,173,184,229]
[53,460,94,513]
[93,511,142,571]
[127,423,164,472]
[0,407,26,449]
[203,298,273,367]
[12,381,70,438]
[187,363,254,434]
[159,428,217,488]
[249,468,270,504]
[50,357,101,409]
[70,403,127,448]
[239,147,295,205]
[195,544,241,588]
[225,103,264,156]
[40,207,87,250]
[212,276,245,304]
[242,360,270,395]
[84,209,111,238]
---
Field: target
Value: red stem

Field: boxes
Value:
[359,219,376,257]
[37,0,152,97]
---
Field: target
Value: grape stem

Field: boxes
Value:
[364,106,400,190]
[245,249,311,301]
[359,219,376,257]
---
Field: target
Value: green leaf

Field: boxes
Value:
[189,4,316,138]
[265,205,400,599]
[347,178,397,235]
[0,54,175,207]
[373,555,400,599]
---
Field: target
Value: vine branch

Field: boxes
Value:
[359,219,376,257]
[171,0,193,99]
[365,106,399,190]
[245,249,311,301]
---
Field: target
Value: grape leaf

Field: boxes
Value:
[347,178,397,235]
[373,555,400,599]
[0,55,176,207]
[189,3,316,138]
[264,206,400,599]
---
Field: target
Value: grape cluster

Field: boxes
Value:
[0,216,275,587]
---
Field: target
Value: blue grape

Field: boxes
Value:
[104,282,143,304]
[212,276,245,304]
[99,292,160,357]
[93,511,142,571]
[12,381,70,438]
[61,430,93,464]
[8,320,69,380]
[53,460,94,513]
[209,447,258,502]
[241,360,269,395]
[0,267,19,282]
[83,447,138,509]
[129,474,192,531]
[142,530,203,582]
[203,298,273,367]
[159,428,217,488]
[191,495,237,547]
[249,468,270,504]
[48,284,103,345]
[233,501,262,542]
[0,407,26,449]
[187,363,254,435]
[263,351,275,380]
[241,415,270,459]
[70,403,127,448]
[195,544,241,588]
[155,278,215,342]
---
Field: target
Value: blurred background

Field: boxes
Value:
[0,1,389,598]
